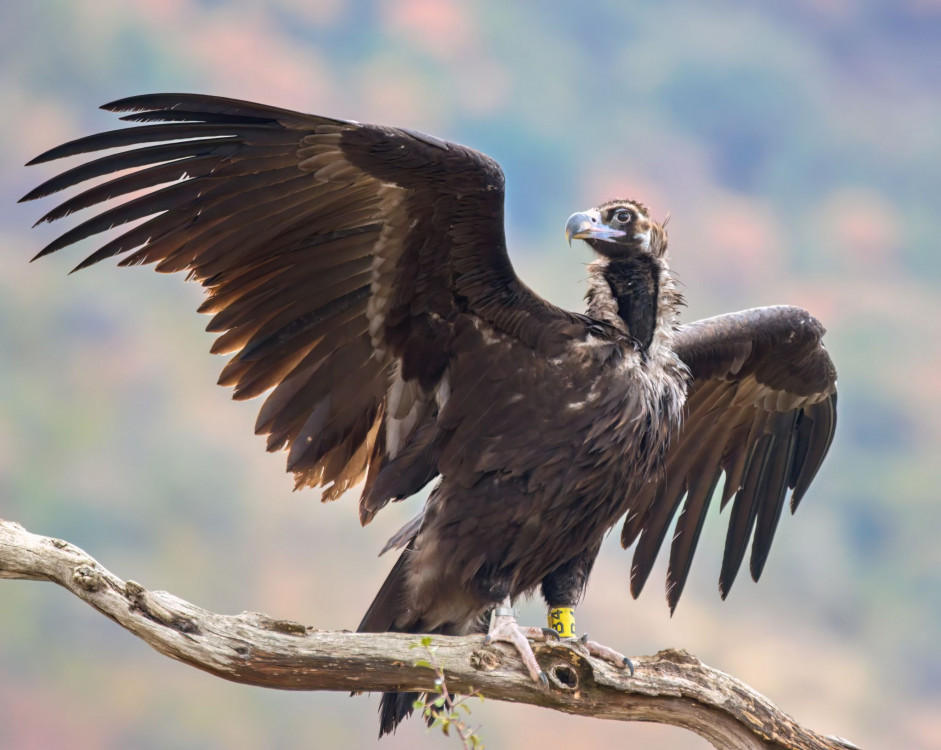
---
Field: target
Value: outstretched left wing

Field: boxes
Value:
[621,306,837,611]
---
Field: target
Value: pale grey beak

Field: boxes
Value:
[564,209,626,245]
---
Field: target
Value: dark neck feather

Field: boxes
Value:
[586,256,662,350]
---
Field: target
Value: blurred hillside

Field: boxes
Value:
[1,1,939,748]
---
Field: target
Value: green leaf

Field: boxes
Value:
[433,695,446,708]
[420,635,433,647]
[412,698,426,711]
[414,658,432,669]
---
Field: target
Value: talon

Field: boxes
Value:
[538,671,549,688]
[624,657,635,677]
[541,627,561,641]
[483,635,492,646]
[580,632,589,643]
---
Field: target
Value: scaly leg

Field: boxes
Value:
[484,600,549,687]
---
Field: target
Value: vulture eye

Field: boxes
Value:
[614,209,632,224]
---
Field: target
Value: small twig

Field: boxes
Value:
[412,635,486,748]
[0,519,859,750]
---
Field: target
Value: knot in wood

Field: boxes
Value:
[548,663,579,691]
[125,580,200,635]
[71,564,100,592]
[470,649,501,672]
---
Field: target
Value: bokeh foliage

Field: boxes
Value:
[1,2,939,748]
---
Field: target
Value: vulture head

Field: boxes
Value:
[565,199,665,258]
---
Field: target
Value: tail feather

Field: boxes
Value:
[358,547,411,633]
[360,541,480,737]
[359,546,420,737]
[378,690,421,738]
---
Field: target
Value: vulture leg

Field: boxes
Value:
[542,608,634,673]
[484,600,549,687]
[540,543,634,672]
[540,541,601,618]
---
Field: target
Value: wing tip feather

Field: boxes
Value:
[101,94,174,113]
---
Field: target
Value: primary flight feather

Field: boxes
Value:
[23,94,837,736]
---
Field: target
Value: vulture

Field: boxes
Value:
[22,94,837,736]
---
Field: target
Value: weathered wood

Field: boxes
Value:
[0,518,858,750]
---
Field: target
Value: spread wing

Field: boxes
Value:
[621,306,837,611]
[22,93,584,519]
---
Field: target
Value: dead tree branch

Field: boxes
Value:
[0,518,857,750]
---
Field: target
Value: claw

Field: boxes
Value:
[541,627,561,641]
[624,657,635,677]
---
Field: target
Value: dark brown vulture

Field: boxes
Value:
[22,94,837,736]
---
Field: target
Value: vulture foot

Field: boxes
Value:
[483,605,548,687]
[546,607,634,674]
[577,634,635,676]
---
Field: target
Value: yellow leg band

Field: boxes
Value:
[548,607,576,638]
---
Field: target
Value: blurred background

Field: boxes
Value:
[1,1,939,748]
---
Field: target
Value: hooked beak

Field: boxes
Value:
[564,209,626,245]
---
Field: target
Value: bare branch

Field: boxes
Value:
[0,519,858,750]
